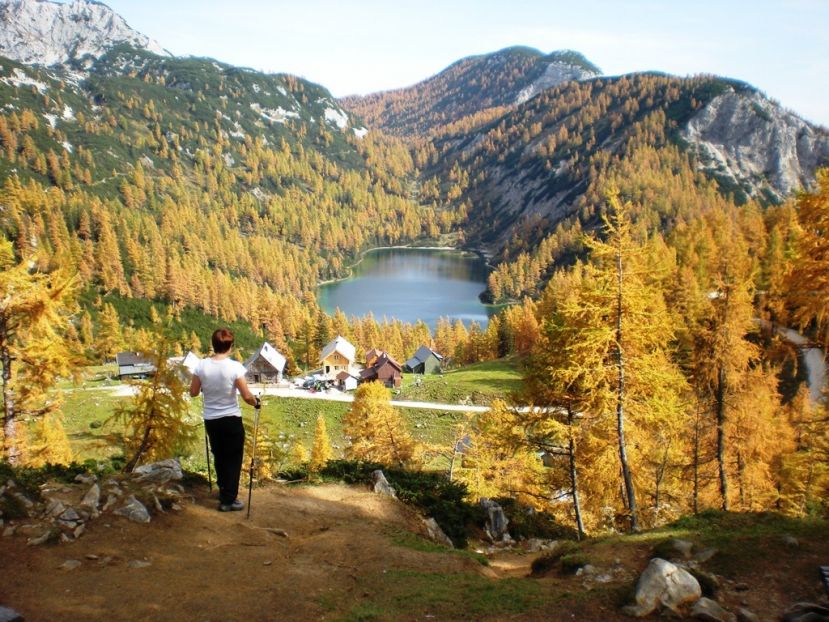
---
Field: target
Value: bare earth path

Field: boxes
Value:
[0,483,500,622]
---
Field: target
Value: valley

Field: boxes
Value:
[0,1,828,620]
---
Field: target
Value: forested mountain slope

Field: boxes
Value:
[341,47,600,137]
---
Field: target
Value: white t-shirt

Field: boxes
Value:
[195,357,247,420]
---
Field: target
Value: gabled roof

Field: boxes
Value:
[404,357,421,370]
[319,335,356,363]
[365,347,383,362]
[412,345,443,363]
[243,341,286,373]
[336,370,358,381]
[116,352,153,367]
[375,353,402,372]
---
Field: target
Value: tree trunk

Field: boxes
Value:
[0,318,20,465]
[567,406,585,540]
[615,245,638,531]
[715,365,729,511]
[692,408,701,514]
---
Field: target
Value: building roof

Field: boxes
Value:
[376,353,402,372]
[412,345,443,364]
[115,351,153,367]
[365,348,383,362]
[243,342,286,373]
[404,357,422,370]
[335,370,358,381]
[319,335,356,364]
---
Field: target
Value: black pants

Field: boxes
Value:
[205,416,245,505]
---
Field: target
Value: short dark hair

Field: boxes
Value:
[212,328,234,354]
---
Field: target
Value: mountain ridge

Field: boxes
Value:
[0,0,169,66]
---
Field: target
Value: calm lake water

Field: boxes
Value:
[317,248,494,329]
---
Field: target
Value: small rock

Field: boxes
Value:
[127,559,151,569]
[0,605,24,622]
[102,494,119,512]
[58,507,81,523]
[370,470,396,498]
[132,459,183,484]
[596,573,613,583]
[3,525,16,537]
[60,559,82,571]
[9,491,35,515]
[27,529,54,546]
[97,556,113,566]
[691,597,735,622]
[73,524,85,539]
[423,517,453,548]
[74,473,97,485]
[85,554,99,560]
[45,499,66,518]
[694,547,719,563]
[171,503,183,511]
[80,484,100,510]
[782,534,799,548]
[734,583,749,592]
[480,498,510,542]
[114,495,151,523]
[736,607,760,622]
[263,560,273,566]
[653,538,695,560]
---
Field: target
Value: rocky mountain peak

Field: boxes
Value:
[0,0,169,66]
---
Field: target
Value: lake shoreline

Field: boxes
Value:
[316,243,477,287]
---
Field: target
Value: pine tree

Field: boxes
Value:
[114,335,196,471]
[96,302,123,362]
[787,169,829,346]
[0,241,76,464]
[343,381,417,466]
[310,415,333,472]
[548,193,685,531]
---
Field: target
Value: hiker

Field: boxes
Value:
[190,327,259,512]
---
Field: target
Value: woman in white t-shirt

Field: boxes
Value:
[190,328,258,512]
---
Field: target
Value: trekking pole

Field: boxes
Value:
[246,393,262,520]
[204,427,213,492]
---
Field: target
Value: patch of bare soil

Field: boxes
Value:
[0,483,480,621]
[2,482,827,622]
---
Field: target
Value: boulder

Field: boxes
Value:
[691,597,735,622]
[623,558,702,617]
[132,459,183,484]
[113,495,150,523]
[0,606,24,622]
[74,473,97,485]
[782,603,829,622]
[370,470,396,498]
[480,498,510,542]
[422,517,453,548]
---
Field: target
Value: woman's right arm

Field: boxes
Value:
[189,374,201,397]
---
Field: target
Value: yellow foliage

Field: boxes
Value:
[310,415,333,472]
[343,381,418,467]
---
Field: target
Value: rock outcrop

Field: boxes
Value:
[682,88,829,201]
[0,0,169,67]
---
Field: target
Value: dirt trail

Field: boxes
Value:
[0,483,484,622]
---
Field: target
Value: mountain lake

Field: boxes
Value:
[317,247,496,329]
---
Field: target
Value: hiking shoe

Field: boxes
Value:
[218,500,244,512]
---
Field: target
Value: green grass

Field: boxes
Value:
[329,570,548,621]
[386,528,488,565]
[397,357,524,405]
[59,380,466,470]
